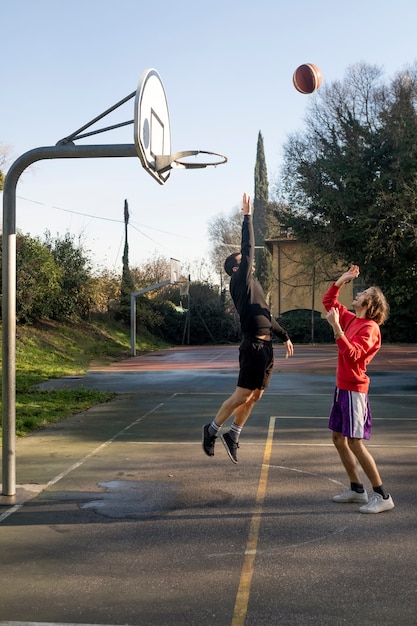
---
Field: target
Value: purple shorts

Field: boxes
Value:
[328,387,372,440]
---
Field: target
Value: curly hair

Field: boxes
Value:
[364,287,390,325]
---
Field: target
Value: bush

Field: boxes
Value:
[278,309,333,343]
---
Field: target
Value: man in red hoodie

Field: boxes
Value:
[323,264,394,514]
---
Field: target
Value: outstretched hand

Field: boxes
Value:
[242,193,252,215]
[336,264,359,287]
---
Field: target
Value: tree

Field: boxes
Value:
[253,131,273,297]
[275,62,417,340]
[208,206,242,277]
[0,142,12,191]
[89,268,121,315]
[44,231,94,320]
[185,281,238,344]
[253,132,269,244]
[1,233,61,323]
[118,199,135,323]
[130,254,171,290]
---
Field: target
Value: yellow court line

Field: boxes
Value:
[231,416,276,626]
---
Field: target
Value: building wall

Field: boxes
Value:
[267,238,354,318]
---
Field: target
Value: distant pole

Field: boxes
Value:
[311,265,315,343]
[187,275,191,345]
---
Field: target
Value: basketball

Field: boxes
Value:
[293,63,322,94]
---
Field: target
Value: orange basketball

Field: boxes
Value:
[293,63,322,94]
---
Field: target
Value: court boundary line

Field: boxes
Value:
[171,391,417,397]
[231,415,276,626]
[0,399,170,524]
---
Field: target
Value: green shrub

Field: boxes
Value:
[278,309,333,343]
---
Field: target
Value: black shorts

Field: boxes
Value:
[237,337,274,391]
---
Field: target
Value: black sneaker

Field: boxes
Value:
[221,432,239,464]
[202,424,216,457]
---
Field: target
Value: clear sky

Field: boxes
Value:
[2,0,417,276]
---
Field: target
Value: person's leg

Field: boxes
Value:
[202,386,256,458]
[332,431,362,484]
[223,338,271,433]
[232,389,263,427]
[203,338,270,461]
[343,392,390,496]
[330,389,393,511]
[348,438,382,487]
[213,386,258,428]
[331,431,368,502]
[219,389,264,463]
[348,438,394,513]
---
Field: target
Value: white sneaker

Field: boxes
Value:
[332,489,368,503]
[359,493,394,514]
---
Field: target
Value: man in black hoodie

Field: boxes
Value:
[202,193,294,463]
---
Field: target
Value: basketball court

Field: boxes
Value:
[0,344,416,625]
[2,64,416,626]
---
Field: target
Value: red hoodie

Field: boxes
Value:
[322,283,381,393]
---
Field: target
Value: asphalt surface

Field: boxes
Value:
[0,344,416,626]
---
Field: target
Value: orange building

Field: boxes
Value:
[265,232,354,319]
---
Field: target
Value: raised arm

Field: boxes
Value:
[239,193,255,282]
[242,192,252,216]
[334,264,360,287]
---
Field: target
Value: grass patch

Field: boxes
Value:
[1,318,170,437]
[15,388,115,436]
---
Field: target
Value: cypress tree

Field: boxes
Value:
[253,131,273,297]
[119,199,135,322]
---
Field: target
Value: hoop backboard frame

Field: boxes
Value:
[134,68,227,185]
[134,68,172,185]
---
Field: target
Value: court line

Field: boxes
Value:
[229,411,416,623]
[172,391,417,397]
[0,623,119,626]
[273,415,417,420]
[0,401,168,524]
[231,416,276,626]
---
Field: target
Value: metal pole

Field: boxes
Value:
[187,276,191,345]
[130,294,137,357]
[311,265,316,343]
[2,143,137,496]
[2,181,16,495]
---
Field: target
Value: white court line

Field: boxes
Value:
[0,399,170,524]
[114,439,417,444]
[273,415,417,420]
[272,415,417,447]
[0,623,123,626]
[172,391,417,397]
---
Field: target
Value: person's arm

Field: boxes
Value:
[322,264,360,312]
[334,264,360,288]
[324,265,360,340]
[239,193,255,283]
[326,307,345,340]
[271,318,294,356]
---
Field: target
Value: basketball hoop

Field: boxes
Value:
[134,68,227,184]
[155,150,227,174]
